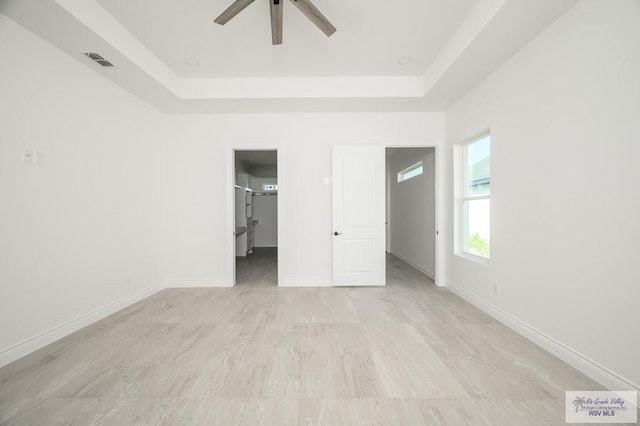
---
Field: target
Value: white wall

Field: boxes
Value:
[444,0,640,389]
[250,177,278,248]
[252,195,278,248]
[387,148,436,278]
[163,113,445,287]
[0,15,164,366]
[249,176,278,193]
[251,165,277,178]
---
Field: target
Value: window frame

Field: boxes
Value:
[456,131,490,263]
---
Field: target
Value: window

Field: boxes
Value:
[397,161,423,183]
[458,133,490,259]
[263,183,278,191]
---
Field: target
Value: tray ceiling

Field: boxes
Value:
[0,0,578,113]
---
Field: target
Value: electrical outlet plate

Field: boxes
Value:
[23,149,34,163]
[34,151,44,165]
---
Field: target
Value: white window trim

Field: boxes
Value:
[455,131,490,264]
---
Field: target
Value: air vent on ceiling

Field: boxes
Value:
[83,52,115,67]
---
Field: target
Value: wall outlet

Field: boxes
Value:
[493,283,501,295]
[34,151,45,165]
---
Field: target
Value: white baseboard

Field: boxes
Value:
[0,283,163,369]
[446,281,639,392]
[389,252,434,280]
[279,278,332,287]
[165,280,232,288]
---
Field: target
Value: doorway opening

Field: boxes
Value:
[385,147,437,285]
[234,150,278,286]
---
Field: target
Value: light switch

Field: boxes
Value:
[23,150,34,163]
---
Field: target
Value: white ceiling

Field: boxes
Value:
[96,0,476,78]
[0,0,578,113]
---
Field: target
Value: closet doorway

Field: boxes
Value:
[233,150,279,286]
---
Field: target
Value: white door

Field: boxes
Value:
[332,145,386,286]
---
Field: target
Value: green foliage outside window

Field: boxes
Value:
[468,233,490,258]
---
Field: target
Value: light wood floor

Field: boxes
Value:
[0,253,605,425]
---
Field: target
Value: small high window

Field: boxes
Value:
[397,161,423,183]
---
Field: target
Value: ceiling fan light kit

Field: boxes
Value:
[214,0,336,45]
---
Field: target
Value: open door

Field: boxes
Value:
[332,145,386,286]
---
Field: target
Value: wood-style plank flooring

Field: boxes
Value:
[0,250,605,425]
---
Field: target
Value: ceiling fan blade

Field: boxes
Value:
[214,0,255,25]
[289,0,336,37]
[270,0,283,45]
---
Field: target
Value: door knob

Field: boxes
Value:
[334,231,342,236]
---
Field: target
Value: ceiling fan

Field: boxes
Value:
[214,0,336,45]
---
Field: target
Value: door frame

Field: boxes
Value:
[227,143,284,287]
[384,144,443,287]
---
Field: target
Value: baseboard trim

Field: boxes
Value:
[165,280,232,288]
[279,279,332,287]
[0,283,163,369]
[446,281,639,392]
[389,252,434,280]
